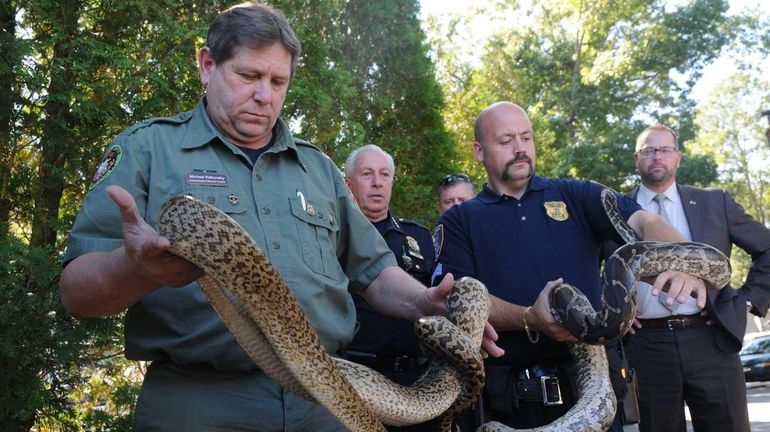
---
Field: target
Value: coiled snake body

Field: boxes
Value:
[156,187,731,432]
[482,188,731,432]
[157,195,489,431]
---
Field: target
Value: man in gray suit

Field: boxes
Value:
[622,123,770,432]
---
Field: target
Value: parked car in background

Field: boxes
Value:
[741,334,770,382]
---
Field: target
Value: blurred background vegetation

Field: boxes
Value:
[1,0,768,429]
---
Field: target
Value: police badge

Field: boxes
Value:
[406,236,424,259]
[544,201,569,221]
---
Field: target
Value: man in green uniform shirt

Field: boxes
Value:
[59,3,502,431]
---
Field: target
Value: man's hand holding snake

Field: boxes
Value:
[651,270,708,309]
[530,278,579,343]
[107,185,203,289]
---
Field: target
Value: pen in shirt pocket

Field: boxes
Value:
[296,189,306,211]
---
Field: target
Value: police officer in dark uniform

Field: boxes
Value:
[344,144,437,432]
[433,102,700,430]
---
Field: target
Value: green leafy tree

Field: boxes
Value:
[3,0,453,428]
[434,0,735,190]
[337,0,455,224]
[689,70,770,286]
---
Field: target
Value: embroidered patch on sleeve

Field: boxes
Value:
[432,224,444,258]
[89,144,123,190]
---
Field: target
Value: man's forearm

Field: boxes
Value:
[488,294,526,331]
[59,248,158,318]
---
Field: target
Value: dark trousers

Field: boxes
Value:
[627,324,750,432]
[482,362,578,428]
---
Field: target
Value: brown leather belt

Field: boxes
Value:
[638,313,708,330]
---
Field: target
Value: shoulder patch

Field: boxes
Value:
[433,224,444,258]
[89,144,123,190]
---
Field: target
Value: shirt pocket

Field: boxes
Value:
[289,196,340,279]
[168,187,248,223]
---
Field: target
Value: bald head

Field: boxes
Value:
[474,102,530,144]
[472,101,535,198]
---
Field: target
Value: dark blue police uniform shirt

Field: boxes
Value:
[433,176,641,368]
[349,213,435,356]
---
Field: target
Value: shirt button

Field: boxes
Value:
[317,211,324,218]
[517,203,522,207]
[272,241,281,249]
[263,207,271,214]
[207,196,216,204]
[521,216,527,221]
[255,174,263,181]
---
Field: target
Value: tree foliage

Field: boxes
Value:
[688,70,770,285]
[3,0,769,428]
[433,0,741,191]
[1,0,453,428]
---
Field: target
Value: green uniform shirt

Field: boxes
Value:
[64,99,396,371]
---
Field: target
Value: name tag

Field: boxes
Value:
[186,172,228,186]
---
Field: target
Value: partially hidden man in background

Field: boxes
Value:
[610,123,770,432]
[432,102,706,429]
[344,144,439,432]
[58,3,501,431]
[437,173,476,216]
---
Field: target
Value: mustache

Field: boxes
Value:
[502,154,533,181]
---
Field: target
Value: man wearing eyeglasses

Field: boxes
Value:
[615,124,770,432]
[437,173,477,216]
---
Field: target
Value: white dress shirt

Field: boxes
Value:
[634,184,700,318]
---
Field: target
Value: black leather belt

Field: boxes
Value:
[638,313,708,330]
[344,350,428,372]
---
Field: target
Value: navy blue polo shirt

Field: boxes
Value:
[433,176,641,368]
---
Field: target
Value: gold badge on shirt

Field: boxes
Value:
[406,236,423,260]
[544,201,569,221]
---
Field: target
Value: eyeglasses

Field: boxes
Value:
[637,146,678,158]
[439,173,472,187]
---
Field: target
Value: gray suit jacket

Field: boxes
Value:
[610,184,770,352]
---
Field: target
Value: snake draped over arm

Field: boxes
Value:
[156,187,731,432]
[480,188,731,432]
[157,194,490,432]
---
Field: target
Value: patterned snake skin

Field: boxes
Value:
[156,194,490,431]
[549,188,731,344]
[479,187,732,432]
[156,188,730,432]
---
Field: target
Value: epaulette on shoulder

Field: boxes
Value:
[398,217,429,231]
[121,111,194,135]
[294,138,322,151]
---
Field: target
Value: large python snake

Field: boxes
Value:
[476,187,732,432]
[548,188,731,345]
[157,194,489,431]
[156,187,731,432]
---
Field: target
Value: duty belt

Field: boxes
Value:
[344,350,428,372]
[512,365,563,406]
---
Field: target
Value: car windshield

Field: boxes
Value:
[742,337,770,355]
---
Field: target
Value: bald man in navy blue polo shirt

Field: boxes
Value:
[432,102,708,429]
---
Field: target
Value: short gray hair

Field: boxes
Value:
[344,144,395,178]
